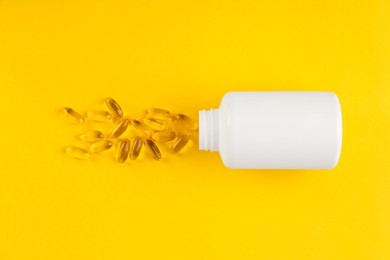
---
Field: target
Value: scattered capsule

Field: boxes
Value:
[142,118,166,131]
[110,118,130,139]
[105,97,123,118]
[63,107,85,124]
[116,138,130,163]
[129,136,143,160]
[152,131,176,143]
[89,140,113,153]
[65,146,90,160]
[174,114,198,131]
[130,120,152,136]
[146,108,172,120]
[79,130,104,142]
[170,134,190,154]
[144,139,162,160]
[62,100,198,162]
[85,111,112,122]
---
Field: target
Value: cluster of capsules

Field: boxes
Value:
[62,97,198,163]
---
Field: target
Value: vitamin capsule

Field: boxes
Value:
[63,107,85,124]
[144,139,162,160]
[142,118,166,131]
[110,118,130,139]
[170,134,190,154]
[65,146,90,160]
[89,140,113,153]
[152,131,176,143]
[105,97,123,118]
[146,108,172,120]
[79,130,104,142]
[174,114,198,131]
[129,136,143,160]
[116,138,130,163]
[130,120,152,136]
[85,111,112,122]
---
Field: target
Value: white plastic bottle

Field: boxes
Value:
[199,91,342,169]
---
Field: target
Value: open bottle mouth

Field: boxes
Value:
[199,109,219,152]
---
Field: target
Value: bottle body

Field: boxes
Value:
[199,91,342,169]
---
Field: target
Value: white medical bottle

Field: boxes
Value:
[199,91,342,169]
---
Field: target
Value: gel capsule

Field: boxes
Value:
[170,134,190,154]
[142,118,166,131]
[79,130,104,142]
[85,111,112,122]
[130,120,152,136]
[146,108,172,120]
[65,146,90,160]
[105,97,123,118]
[129,137,143,160]
[89,140,113,153]
[152,131,176,143]
[116,138,130,163]
[110,118,130,139]
[63,107,85,124]
[174,114,198,131]
[144,139,162,160]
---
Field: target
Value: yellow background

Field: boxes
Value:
[1,0,390,259]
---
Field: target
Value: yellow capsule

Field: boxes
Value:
[129,137,143,160]
[65,146,90,160]
[85,111,112,122]
[170,134,190,154]
[63,107,85,124]
[116,138,130,163]
[152,131,176,143]
[142,118,166,131]
[144,139,162,160]
[79,130,104,142]
[89,140,113,153]
[105,97,124,118]
[130,120,152,136]
[110,118,130,139]
[174,114,198,131]
[146,108,172,120]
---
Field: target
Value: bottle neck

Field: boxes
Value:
[199,109,219,152]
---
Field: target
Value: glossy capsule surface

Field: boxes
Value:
[152,131,176,143]
[170,134,190,154]
[89,140,113,153]
[63,107,85,124]
[129,137,143,160]
[130,120,152,136]
[105,97,123,118]
[116,138,130,163]
[85,111,112,122]
[174,114,198,131]
[146,108,172,120]
[79,130,104,142]
[65,146,90,160]
[110,118,130,139]
[144,139,162,160]
[142,118,166,131]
